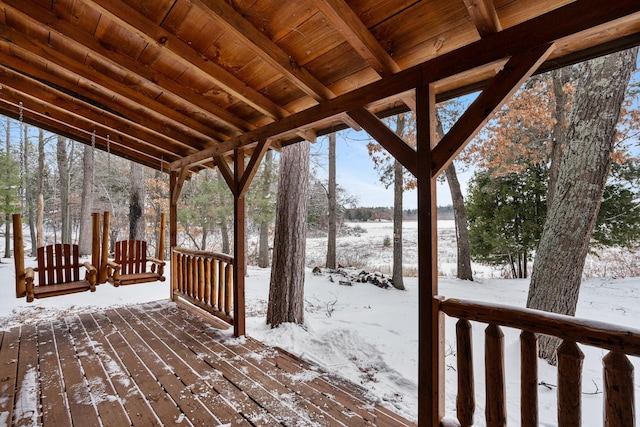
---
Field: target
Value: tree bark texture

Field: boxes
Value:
[4,117,10,258]
[36,129,44,249]
[267,141,310,327]
[326,132,337,269]
[436,113,473,281]
[78,144,94,255]
[527,47,638,363]
[129,161,145,240]
[392,115,405,290]
[24,125,36,257]
[56,136,71,244]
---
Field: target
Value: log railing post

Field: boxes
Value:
[12,213,25,298]
[485,324,506,427]
[91,212,100,275]
[603,351,635,427]
[456,319,475,427]
[557,340,583,427]
[520,331,538,427]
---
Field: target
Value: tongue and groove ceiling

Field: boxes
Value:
[0,0,638,172]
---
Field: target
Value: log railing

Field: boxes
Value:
[171,247,234,324]
[439,297,639,427]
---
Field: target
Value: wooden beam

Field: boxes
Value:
[171,0,640,171]
[233,149,246,337]
[238,140,271,197]
[431,43,555,177]
[463,0,502,37]
[85,0,287,120]
[347,108,418,177]
[195,0,335,101]
[170,167,190,206]
[214,155,238,197]
[313,0,401,77]
[416,83,445,427]
[1,0,253,135]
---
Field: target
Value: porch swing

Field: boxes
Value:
[101,210,166,287]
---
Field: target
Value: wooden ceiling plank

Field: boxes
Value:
[463,0,502,37]
[213,154,238,197]
[170,0,640,170]
[0,66,190,158]
[347,107,417,176]
[312,0,401,77]
[1,0,253,135]
[194,0,335,102]
[0,21,220,147]
[238,139,271,197]
[431,43,555,176]
[83,0,287,119]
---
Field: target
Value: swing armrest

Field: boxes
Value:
[82,262,98,287]
[147,257,165,278]
[147,257,165,266]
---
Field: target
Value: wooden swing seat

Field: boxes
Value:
[25,244,97,302]
[106,239,165,286]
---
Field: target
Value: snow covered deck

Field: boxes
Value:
[0,300,415,426]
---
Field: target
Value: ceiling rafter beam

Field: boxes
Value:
[0,22,219,148]
[2,0,253,135]
[312,0,400,77]
[0,66,190,158]
[431,43,555,176]
[166,0,640,170]
[83,0,287,120]
[463,0,503,38]
[195,0,335,102]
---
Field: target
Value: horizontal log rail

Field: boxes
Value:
[171,247,234,325]
[438,297,638,427]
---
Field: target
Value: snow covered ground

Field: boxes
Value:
[1,221,639,426]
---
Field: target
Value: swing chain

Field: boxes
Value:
[106,134,111,177]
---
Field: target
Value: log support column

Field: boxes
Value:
[233,149,246,337]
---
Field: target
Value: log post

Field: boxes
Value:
[603,351,635,427]
[198,256,205,302]
[91,212,100,276]
[171,250,178,301]
[99,211,110,284]
[456,319,475,427]
[158,212,166,260]
[485,324,506,427]
[557,340,583,427]
[520,331,538,427]
[12,213,25,298]
[233,149,246,336]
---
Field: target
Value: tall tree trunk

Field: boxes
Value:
[129,162,145,240]
[23,125,37,256]
[527,47,638,363]
[221,216,230,254]
[391,115,406,290]
[78,144,94,255]
[36,129,44,249]
[267,141,310,327]
[436,113,474,281]
[4,117,11,258]
[154,169,164,258]
[326,132,337,269]
[444,162,474,280]
[56,136,71,244]
[547,67,573,207]
[258,149,274,268]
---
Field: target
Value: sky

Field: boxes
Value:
[309,128,472,210]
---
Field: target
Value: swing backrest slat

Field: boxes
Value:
[114,240,148,275]
[37,244,82,286]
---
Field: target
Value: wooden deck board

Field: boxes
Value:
[0,300,416,427]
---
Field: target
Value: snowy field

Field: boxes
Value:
[1,221,639,426]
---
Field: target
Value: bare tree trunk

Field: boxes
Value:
[56,136,71,244]
[391,115,406,289]
[258,151,273,268]
[547,67,573,207]
[36,129,44,249]
[78,144,94,255]
[23,125,37,256]
[436,113,474,281]
[267,141,310,327]
[4,117,10,258]
[527,47,638,363]
[129,162,145,240]
[326,132,337,269]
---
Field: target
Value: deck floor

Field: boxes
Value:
[0,300,415,426]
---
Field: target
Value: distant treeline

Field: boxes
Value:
[344,205,454,221]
